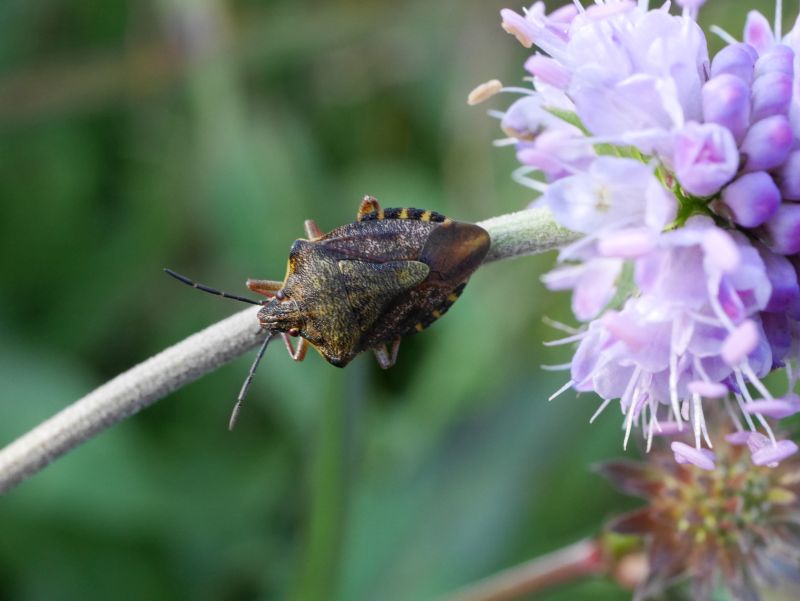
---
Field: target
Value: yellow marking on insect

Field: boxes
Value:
[377,207,385,220]
[432,309,442,318]
[447,293,459,302]
[400,208,409,219]
[443,217,454,224]
[421,210,432,222]
[414,322,425,332]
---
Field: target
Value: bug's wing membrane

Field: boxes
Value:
[337,259,429,331]
[418,222,491,283]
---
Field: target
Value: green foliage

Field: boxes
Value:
[2,1,764,599]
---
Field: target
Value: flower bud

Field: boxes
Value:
[741,114,793,172]
[751,71,793,121]
[762,203,800,255]
[720,172,780,227]
[758,247,800,312]
[710,42,757,83]
[774,150,800,200]
[674,122,739,196]
[702,74,751,142]
[754,44,794,78]
[762,312,792,361]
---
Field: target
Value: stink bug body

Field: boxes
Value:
[166,196,490,427]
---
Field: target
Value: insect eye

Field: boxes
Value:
[288,327,300,337]
[275,290,286,300]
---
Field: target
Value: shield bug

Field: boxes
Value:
[165,196,490,427]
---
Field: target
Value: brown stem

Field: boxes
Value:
[441,538,607,601]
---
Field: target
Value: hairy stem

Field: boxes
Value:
[440,539,607,601]
[0,207,575,494]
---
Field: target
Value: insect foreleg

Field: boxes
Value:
[281,334,308,361]
[246,279,284,298]
[373,338,401,369]
[304,220,323,240]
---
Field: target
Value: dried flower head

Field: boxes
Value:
[599,430,800,600]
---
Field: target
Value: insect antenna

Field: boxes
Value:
[164,268,263,305]
[229,333,276,430]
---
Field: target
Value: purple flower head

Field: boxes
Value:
[485,0,800,469]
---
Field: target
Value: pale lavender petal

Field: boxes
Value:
[671,441,716,470]
[544,158,658,233]
[501,96,553,139]
[517,130,595,180]
[744,11,775,54]
[524,55,571,89]
[743,399,800,419]
[573,260,623,321]
[721,319,759,365]
[601,310,649,353]
[687,380,728,397]
[752,439,799,466]
[720,172,781,227]
[572,77,679,139]
[741,115,793,172]
[584,1,636,20]
[763,203,800,255]
[701,227,740,273]
[597,228,657,258]
[644,180,678,231]
[549,4,579,23]
[674,122,739,196]
[702,74,751,142]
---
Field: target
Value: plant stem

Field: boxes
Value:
[441,538,607,601]
[0,207,575,495]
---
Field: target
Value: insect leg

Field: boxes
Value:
[373,344,395,369]
[389,338,401,365]
[246,279,283,298]
[281,334,308,361]
[304,220,324,240]
[356,195,383,221]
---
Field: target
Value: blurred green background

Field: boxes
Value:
[0,2,780,601]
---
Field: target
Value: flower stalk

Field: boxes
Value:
[440,538,607,601]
